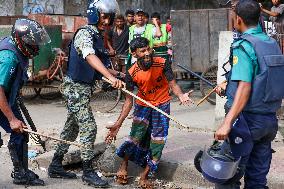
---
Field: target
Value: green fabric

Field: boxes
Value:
[154,46,168,54]
[231,25,269,82]
[129,123,148,142]
[129,24,154,48]
[153,24,168,46]
[149,142,165,160]
[0,50,19,92]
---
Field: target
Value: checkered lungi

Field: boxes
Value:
[116,101,170,172]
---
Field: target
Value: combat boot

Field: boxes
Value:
[11,167,45,186]
[8,141,45,186]
[48,153,77,179]
[82,160,109,188]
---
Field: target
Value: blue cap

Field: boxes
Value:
[229,113,253,157]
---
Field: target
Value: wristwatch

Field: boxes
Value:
[116,71,121,78]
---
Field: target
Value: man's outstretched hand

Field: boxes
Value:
[178,90,194,105]
[105,124,121,144]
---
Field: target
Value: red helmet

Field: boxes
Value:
[11,18,51,58]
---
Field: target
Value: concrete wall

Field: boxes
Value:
[118,0,220,21]
[62,0,221,20]
[215,31,233,128]
[64,0,87,16]
[23,0,64,15]
[0,0,221,19]
[0,0,16,16]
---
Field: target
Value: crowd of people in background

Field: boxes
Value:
[104,8,173,73]
[104,1,284,74]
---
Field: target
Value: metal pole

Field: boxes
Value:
[177,64,215,87]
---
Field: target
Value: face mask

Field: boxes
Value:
[138,53,153,70]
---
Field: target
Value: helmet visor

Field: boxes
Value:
[200,148,241,180]
[20,26,51,46]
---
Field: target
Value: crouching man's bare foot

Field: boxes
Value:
[116,158,128,185]
[139,166,153,189]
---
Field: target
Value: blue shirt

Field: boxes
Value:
[0,48,19,92]
[227,25,269,106]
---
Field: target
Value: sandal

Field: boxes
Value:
[139,179,154,189]
[116,170,128,185]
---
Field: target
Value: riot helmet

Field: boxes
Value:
[195,141,241,184]
[87,0,120,25]
[11,18,51,58]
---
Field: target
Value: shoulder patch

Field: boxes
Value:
[10,67,16,75]
[233,56,238,65]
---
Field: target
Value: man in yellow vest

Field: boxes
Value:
[127,9,162,69]
[151,12,169,58]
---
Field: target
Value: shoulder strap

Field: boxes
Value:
[238,43,253,61]
[240,34,260,48]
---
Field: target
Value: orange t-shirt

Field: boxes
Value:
[127,57,172,106]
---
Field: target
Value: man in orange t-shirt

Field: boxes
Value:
[105,37,193,188]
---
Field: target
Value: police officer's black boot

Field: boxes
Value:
[8,141,45,186]
[48,153,77,179]
[82,160,109,188]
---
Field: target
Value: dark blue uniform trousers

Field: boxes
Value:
[0,105,27,157]
[215,112,278,189]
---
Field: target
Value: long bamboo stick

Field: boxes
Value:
[24,129,82,147]
[102,77,191,130]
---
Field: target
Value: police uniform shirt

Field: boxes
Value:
[0,39,19,92]
[227,25,269,106]
[73,25,98,59]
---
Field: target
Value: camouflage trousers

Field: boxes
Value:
[55,77,97,161]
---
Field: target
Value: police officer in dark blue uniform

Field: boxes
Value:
[214,0,284,188]
[0,18,50,186]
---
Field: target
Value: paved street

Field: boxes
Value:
[1,93,284,189]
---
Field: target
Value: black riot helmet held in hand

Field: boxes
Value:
[11,18,51,58]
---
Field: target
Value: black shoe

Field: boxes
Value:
[48,154,77,179]
[12,168,45,186]
[8,141,44,186]
[82,160,109,188]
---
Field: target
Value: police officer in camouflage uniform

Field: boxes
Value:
[48,0,123,187]
[0,18,50,186]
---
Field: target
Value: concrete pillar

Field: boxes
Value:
[15,0,24,15]
[215,31,233,127]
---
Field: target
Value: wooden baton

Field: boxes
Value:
[196,80,227,106]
